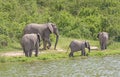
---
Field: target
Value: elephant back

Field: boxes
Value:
[103,32,108,39]
[70,40,83,51]
[24,23,47,38]
[99,32,108,40]
[21,34,38,50]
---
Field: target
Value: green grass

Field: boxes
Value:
[0,50,120,63]
[0,52,68,63]
[0,42,21,52]
[0,37,120,63]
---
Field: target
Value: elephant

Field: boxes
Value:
[97,32,109,50]
[23,23,59,50]
[69,40,90,57]
[21,33,41,57]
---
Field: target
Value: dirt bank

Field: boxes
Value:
[0,48,65,57]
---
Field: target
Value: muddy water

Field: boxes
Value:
[0,55,120,77]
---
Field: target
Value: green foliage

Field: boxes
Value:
[0,0,120,48]
[0,34,11,48]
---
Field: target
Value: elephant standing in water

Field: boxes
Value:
[23,23,59,50]
[21,33,41,57]
[69,40,90,57]
[97,32,109,50]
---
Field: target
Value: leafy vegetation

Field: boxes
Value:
[0,0,120,48]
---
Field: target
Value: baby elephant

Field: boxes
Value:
[21,33,41,57]
[69,40,90,57]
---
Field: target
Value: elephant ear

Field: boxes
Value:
[85,41,89,48]
[37,33,41,42]
[47,23,54,33]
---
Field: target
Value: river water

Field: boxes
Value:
[0,55,120,77]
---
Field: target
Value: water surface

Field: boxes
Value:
[0,55,120,77]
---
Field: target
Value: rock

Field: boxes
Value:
[90,46,99,50]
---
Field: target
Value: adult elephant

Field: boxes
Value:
[97,32,109,50]
[69,40,90,57]
[23,23,59,50]
[21,33,41,57]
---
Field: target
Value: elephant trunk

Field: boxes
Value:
[53,27,59,50]
[54,34,59,50]
[88,47,90,53]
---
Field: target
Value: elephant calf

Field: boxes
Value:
[21,33,41,57]
[69,40,90,57]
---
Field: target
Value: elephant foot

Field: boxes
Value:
[69,54,71,57]
[54,48,57,50]
[42,48,47,50]
[35,54,38,57]
[25,55,28,57]
[69,53,73,57]
[25,53,29,57]
[47,46,50,49]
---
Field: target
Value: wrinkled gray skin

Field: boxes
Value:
[97,32,109,50]
[69,40,90,57]
[21,33,41,57]
[24,23,59,50]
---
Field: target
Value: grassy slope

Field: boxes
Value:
[0,37,120,63]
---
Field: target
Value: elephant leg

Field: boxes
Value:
[43,40,47,50]
[24,49,29,57]
[81,50,84,56]
[83,51,86,56]
[105,44,107,49]
[100,41,104,50]
[22,47,27,57]
[100,42,103,50]
[102,42,106,50]
[24,51,28,57]
[35,51,38,57]
[29,50,32,57]
[35,48,39,57]
[69,52,74,57]
[47,39,51,49]
[103,44,105,50]
[104,42,107,49]
[43,38,51,49]
[81,49,86,56]
[101,44,103,50]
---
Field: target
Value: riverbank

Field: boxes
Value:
[0,49,120,63]
[0,37,120,63]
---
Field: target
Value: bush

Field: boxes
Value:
[0,34,11,48]
[0,0,120,49]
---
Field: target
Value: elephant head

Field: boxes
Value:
[85,41,90,53]
[48,23,59,50]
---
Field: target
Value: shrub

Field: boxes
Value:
[0,34,11,48]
